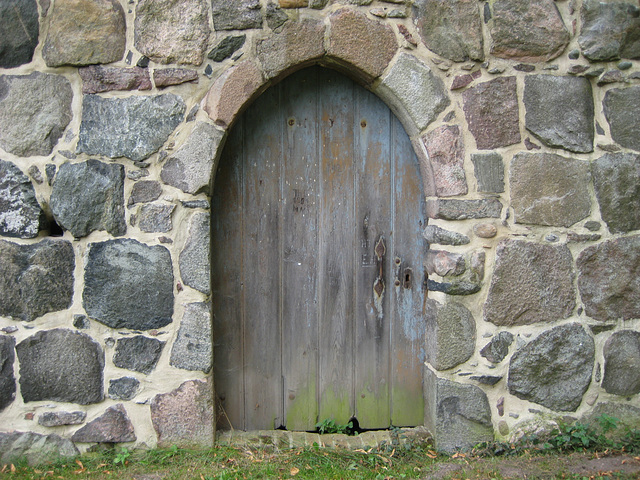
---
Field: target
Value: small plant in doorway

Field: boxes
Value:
[315,418,356,435]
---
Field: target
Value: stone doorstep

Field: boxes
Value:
[216,427,432,451]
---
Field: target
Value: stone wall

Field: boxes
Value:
[0,0,639,455]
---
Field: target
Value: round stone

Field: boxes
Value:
[473,223,497,238]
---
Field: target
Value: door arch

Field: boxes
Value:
[212,66,427,431]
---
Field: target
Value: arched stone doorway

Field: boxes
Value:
[211,66,427,432]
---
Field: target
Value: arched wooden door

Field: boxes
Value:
[212,67,427,431]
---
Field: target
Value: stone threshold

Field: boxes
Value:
[216,426,432,451]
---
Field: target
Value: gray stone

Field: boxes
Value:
[150,379,214,447]
[0,73,73,157]
[266,3,289,30]
[0,160,43,239]
[471,153,504,193]
[43,0,126,67]
[427,198,503,220]
[579,0,640,62]
[79,66,152,94]
[427,279,481,296]
[470,375,502,386]
[0,335,16,412]
[425,250,466,277]
[138,204,175,233]
[0,0,39,68]
[577,235,640,323]
[211,0,262,30]
[16,329,104,404]
[582,403,640,433]
[484,239,576,326]
[182,200,210,209]
[129,181,162,207]
[77,94,185,162]
[602,331,640,396]
[592,153,640,233]
[584,221,601,232]
[425,301,476,371]
[488,0,570,62]
[27,166,43,185]
[377,53,449,135]
[507,323,594,412]
[170,302,212,373]
[603,87,640,152]
[0,240,74,322]
[113,335,165,375]
[83,239,174,330]
[73,314,90,329]
[422,225,470,246]
[71,404,136,443]
[419,125,468,197]
[462,77,520,150]
[0,432,79,466]
[510,152,591,227]
[109,377,140,401]
[179,213,210,294]
[134,0,210,65]
[208,35,247,62]
[413,0,484,62]
[161,122,224,194]
[50,160,126,238]
[38,411,86,427]
[524,75,594,153]
[424,370,493,453]
[480,332,514,364]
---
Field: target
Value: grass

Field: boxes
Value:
[0,443,438,480]
[3,418,640,480]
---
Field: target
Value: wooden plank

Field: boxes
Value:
[281,68,320,431]
[390,114,427,427]
[353,86,392,429]
[211,121,245,430]
[317,68,356,426]
[241,85,284,430]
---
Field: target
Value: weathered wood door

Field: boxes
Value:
[212,67,427,431]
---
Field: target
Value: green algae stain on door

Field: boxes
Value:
[212,67,427,431]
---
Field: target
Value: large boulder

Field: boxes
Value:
[424,370,493,453]
[71,404,136,443]
[170,302,212,373]
[134,0,210,65]
[0,73,73,157]
[179,213,210,294]
[524,75,594,153]
[591,153,640,233]
[577,235,640,322]
[77,94,185,162]
[603,87,640,152]
[488,0,570,62]
[113,336,165,375]
[484,239,575,326]
[0,240,74,321]
[50,160,126,238]
[602,331,640,396]
[425,301,476,371]
[578,0,640,61]
[16,329,104,405]
[0,432,79,466]
[0,160,43,239]
[0,0,39,68]
[42,0,126,67]
[412,0,484,62]
[510,152,591,227]
[83,239,174,330]
[211,0,262,30]
[508,323,594,412]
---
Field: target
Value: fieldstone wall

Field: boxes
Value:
[0,0,639,455]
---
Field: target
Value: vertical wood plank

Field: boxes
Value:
[281,68,320,431]
[241,86,284,430]
[353,87,392,429]
[390,114,427,427]
[318,68,356,426]
[212,121,245,430]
